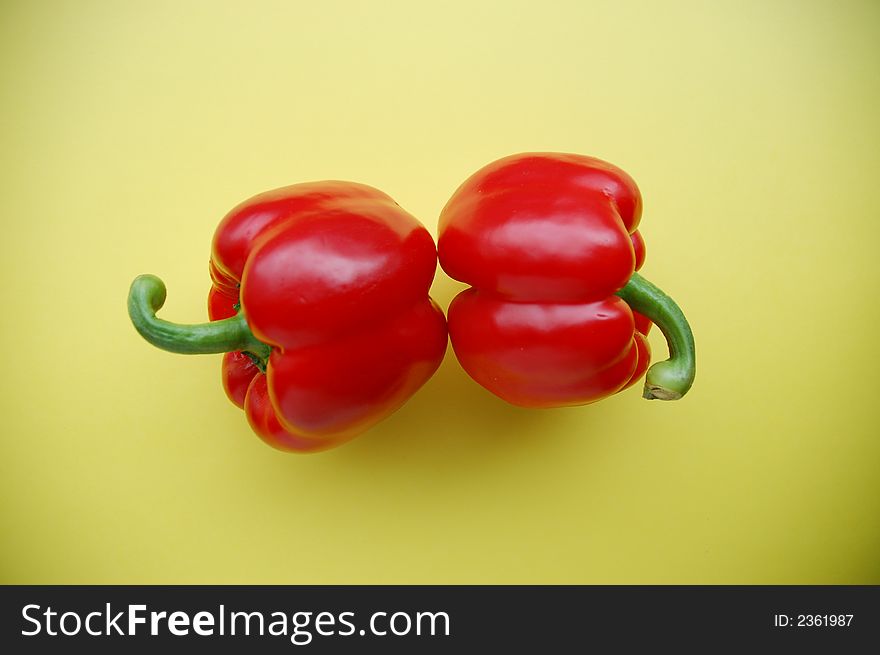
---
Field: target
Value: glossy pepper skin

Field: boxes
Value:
[438,153,694,407]
[129,182,448,452]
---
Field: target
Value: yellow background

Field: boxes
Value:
[2,0,878,584]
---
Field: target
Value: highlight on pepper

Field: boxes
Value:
[437,152,695,407]
[128,182,448,453]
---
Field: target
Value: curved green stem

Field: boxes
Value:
[128,274,271,362]
[616,272,695,400]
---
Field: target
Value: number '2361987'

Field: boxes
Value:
[773,614,853,627]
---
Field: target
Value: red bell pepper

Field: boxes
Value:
[129,182,448,452]
[438,153,695,406]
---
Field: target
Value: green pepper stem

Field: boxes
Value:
[616,271,696,400]
[127,274,271,362]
